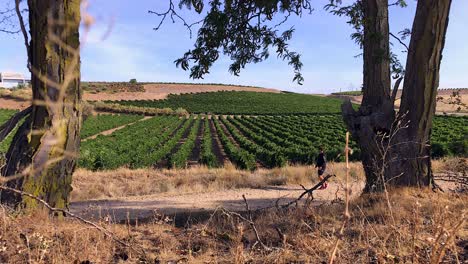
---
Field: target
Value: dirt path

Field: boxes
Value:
[70,181,364,223]
[81,116,152,142]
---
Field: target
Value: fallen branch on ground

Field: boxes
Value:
[280,174,335,208]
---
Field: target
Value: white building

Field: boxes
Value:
[0,72,28,89]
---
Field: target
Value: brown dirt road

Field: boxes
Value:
[70,181,365,224]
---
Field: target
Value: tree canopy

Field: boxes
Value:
[151,0,313,84]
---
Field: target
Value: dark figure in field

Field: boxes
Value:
[315,148,328,190]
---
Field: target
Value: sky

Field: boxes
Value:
[0,0,467,94]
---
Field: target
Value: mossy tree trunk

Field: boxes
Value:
[342,0,452,192]
[0,0,81,209]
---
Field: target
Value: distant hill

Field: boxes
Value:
[83,82,281,101]
[111,91,345,115]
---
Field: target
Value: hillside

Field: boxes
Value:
[83,82,281,101]
[331,88,468,113]
[111,91,344,115]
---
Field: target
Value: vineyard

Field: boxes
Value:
[0,112,143,156]
[0,108,466,170]
[76,114,467,171]
[81,114,143,139]
[111,91,344,114]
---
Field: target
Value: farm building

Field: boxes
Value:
[0,72,28,88]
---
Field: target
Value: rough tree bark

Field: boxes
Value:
[0,0,81,209]
[396,0,452,186]
[342,0,452,192]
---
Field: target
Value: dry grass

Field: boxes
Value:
[71,162,365,201]
[0,87,32,101]
[1,188,466,263]
[71,159,461,202]
[71,159,460,202]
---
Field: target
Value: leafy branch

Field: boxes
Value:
[150,0,313,84]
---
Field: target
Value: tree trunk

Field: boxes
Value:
[361,0,391,109]
[0,0,81,209]
[342,0,395,192]
[342,0,452,192]
[392,0,452,187]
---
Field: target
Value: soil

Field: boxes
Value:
[69,181,365,224]
[329,89,468,115]
[0,98,30,110]
[84,83,281,101]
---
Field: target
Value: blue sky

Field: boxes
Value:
[0,0,467,94]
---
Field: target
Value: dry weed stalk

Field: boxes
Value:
[329,131,351,264]
[221,195,271,251]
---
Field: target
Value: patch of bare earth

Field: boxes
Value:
[69,159,463,223]
[69,162,364,222]
[83,83,281,101]
[0,98,30,110]
[329,88,468,114]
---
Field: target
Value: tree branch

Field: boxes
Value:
[391,76,404,103]
[15,0,31,70]
[148,0,203,38]
[281,174,335,208]
[390,32,409,52]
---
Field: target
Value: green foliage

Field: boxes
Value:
[129,78,137,84]
[432,116,468,157]
[168,118,202,168]
[200,118,218,168]
[75,113,466,171]
[0,109,17,124]
[114,91,344,115]
[79,116,186,170]
[221,117,286,168]
[212,118,256,171]
[81,114,143,139]
[0,109,19,157]
[153,0,312,83]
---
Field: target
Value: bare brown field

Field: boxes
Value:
[0,97,30,110]
[84,83,281,101]
[332,88,468,114]
[2,85,466,114]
